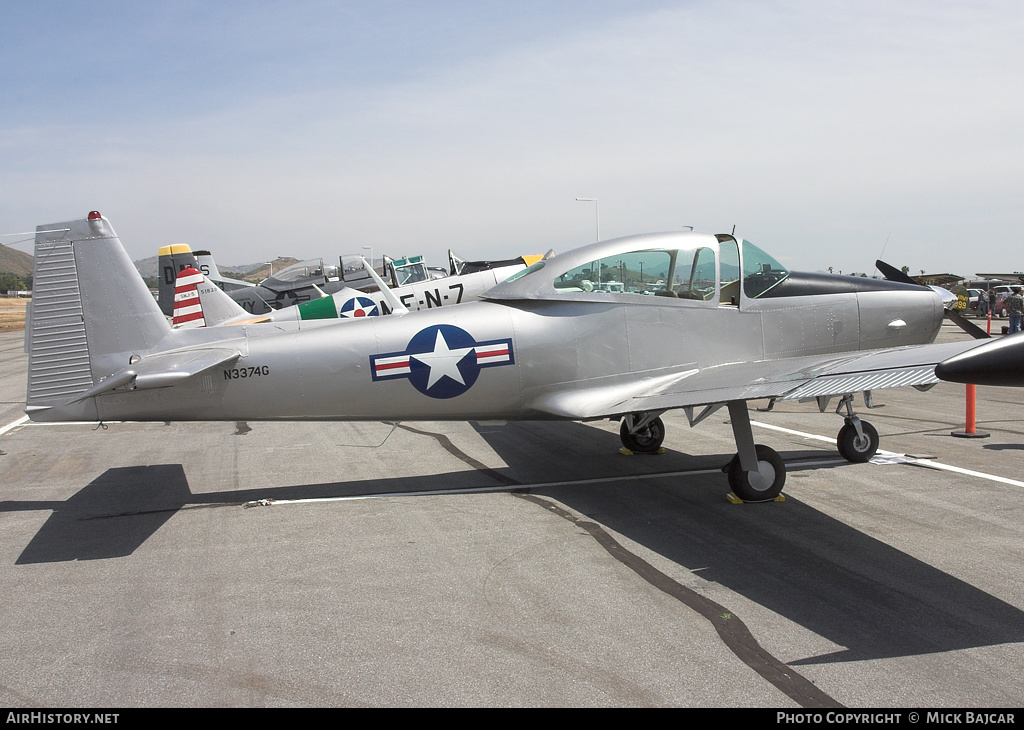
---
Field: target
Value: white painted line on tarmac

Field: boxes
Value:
[751,419,1024,490]
[0,414,28,437]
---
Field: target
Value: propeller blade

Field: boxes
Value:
[875,260,922,286]
[944,308,991,340]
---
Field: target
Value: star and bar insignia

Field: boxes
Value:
[370,325,514,399]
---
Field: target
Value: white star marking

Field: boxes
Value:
[411,330,474,389]
[342,299,377,318]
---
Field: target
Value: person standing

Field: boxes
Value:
[1007,286,1024,334]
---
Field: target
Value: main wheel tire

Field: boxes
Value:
[837,421,879,463]
[726,444,786,501]
[620,416,665,453]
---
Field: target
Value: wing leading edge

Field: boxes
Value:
[529,339,987,420]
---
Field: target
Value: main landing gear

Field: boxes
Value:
[619,404,788,502]
[619,395,879,503]
[723,401,786,502]
[619,412,666,453]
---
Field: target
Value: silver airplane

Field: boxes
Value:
[26,212,988,502]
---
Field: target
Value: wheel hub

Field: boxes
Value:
[748,461,777,492]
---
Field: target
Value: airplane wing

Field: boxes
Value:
[530,339,986,419]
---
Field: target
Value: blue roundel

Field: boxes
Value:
[407,325,480,399]
[339,296,379,318]
[369,325,514,399]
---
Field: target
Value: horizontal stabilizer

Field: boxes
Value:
[68,348,240,403]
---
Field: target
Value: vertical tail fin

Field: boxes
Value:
[158,243,198,316]
[27,212,171,419]
[172,266,265,327]
[193,250,256,293]
[172,267,208,327]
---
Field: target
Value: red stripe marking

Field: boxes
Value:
[375,359,410,371]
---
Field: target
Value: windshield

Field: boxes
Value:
[504,260,545,282]
[741,240,789,298]
[265,259,325,285]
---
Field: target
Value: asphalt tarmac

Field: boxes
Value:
[1,322,1022,708]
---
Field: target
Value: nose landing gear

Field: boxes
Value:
[835,394,879,463]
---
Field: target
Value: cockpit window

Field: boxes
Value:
[553,250,674,296]
[266,259,325,285]
[390,257,430,286]
[551,246,719,301]
[742,240,789,299]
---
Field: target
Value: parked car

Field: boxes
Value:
[991,285,1018,317]
[967,288,983,311]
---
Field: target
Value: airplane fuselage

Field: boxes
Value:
[67,283,940,424]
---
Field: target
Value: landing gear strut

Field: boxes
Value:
[724,401,786,501]
[835,395,879,463]
[724,444,786,502]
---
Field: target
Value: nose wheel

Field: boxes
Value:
[837,419,879,462]
[834,395,879,463]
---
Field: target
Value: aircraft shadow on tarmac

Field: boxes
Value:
[5,419,1023,666]
[474,421,1024,666]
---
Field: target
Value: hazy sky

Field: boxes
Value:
[2,1,1022,277]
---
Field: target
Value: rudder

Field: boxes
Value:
[26,211,171,419]
[158,243,198,316]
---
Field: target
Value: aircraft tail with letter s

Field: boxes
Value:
[157,243,199,316]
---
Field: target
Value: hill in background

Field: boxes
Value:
[0,243,34,278]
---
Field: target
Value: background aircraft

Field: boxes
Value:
[157,244,253,316]
[27,212,988,502]
[158,244,542,317]
[171,257,408,328]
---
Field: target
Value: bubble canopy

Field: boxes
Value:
[487,232,789,305]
